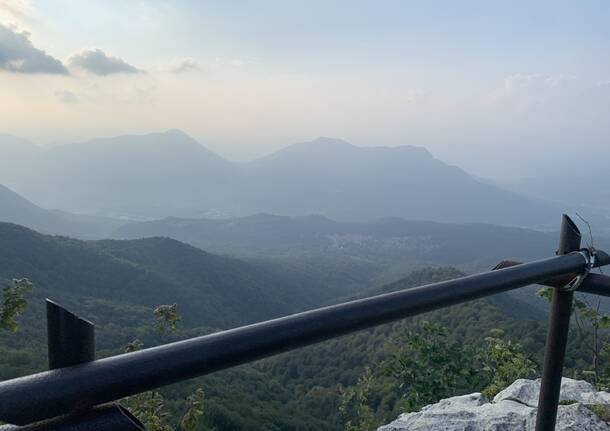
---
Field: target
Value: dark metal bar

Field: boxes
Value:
[494,258,610,297]
[577,273,610,297]
[536,215,581,431]
[46,300,95,370]
[0,251,601,425]
[0,405,145,431]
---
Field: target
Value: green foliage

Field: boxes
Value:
[181,388,205,431]
[124,387,208,431]
[577,297,610,390]
[0,223,326,331]
[0,260,552,431]
[479,329,538,398]
[339,367,377,431]
[538,287,610,389]
[385,320,480,412]
[331,322,539,431]
[537,287,553,302]
[254,268,547,430]
[121,304,205,431]
[589,404,610,422]
[123,339,145,353]
[154,304,181,334]
[123,391,173,431]
[0,279,33,332]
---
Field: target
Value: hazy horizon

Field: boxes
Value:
[0,128,580,183]
[1,1,610,179]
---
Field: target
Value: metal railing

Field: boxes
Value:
[1,215,609,431]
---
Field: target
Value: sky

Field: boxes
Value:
[1,0,609,178]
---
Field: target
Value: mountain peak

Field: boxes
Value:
[262,137,355,160]
[78,129,199,148]
[50,129,228,165]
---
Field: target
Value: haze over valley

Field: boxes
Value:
[1,129,561,226]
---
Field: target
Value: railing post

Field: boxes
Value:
[0,302,150,431]
[46,299,95,369]
[535,215,581,430]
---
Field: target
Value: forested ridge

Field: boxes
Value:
[1,222,608,430]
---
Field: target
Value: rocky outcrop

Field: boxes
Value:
[378,378,610,430]
[494,378,610,407]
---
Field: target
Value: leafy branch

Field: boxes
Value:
[121,304,205,431]
[0,278,34,332]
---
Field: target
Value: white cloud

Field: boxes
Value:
[68,48,143,76]
[0,23,68,74]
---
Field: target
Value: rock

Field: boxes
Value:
[378,378,610,430]
[492,379,540,407]
[378,394,532,430]
[555,403,610,430]
[494,378,610,407]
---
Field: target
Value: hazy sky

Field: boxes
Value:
[1,0,609,178]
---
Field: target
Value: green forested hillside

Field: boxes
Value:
[0,234,557,430]
[115,213,589,311]
[0,222,340,330]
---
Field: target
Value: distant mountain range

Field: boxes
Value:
[0,130,237,218]
[0,130,557,227]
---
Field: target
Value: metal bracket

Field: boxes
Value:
[560,249,596,291]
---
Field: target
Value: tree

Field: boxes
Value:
[123,391,173,431]
[539,287,610,389]
[154,304,181,334]
[121,304,206,431]
[478,328,538,398]
[572,297,610,389]
[385,320,480,412]
[339,367,377,431]
[181,389,205,431]
[339,320,540,429]
[0,279,34,332]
